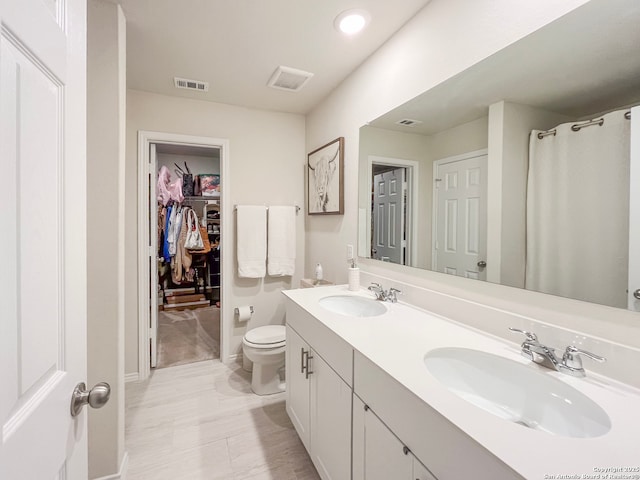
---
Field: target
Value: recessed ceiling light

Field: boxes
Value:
[334,9,371,35]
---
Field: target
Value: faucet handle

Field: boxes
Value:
[368,282,382,290]
[388,287,402,303]
[562,346,606,369]
[509,327,538,342]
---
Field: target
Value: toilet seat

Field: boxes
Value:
[243,325,286,349]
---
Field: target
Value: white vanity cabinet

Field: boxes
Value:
[353,395,437,480]
[285,323,351,480]
[285,324,311,449]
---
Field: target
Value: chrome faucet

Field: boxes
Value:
[367,283,402,303]
[509,328,606,377]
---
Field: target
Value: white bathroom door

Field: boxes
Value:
[433,153,488,280]
[373,168,405,264]
[0,0,89,478]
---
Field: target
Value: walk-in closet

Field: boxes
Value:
[152,143,222,369]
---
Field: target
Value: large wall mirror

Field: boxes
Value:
[358,0,640,311]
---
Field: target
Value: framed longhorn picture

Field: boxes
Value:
[307,137,344,215]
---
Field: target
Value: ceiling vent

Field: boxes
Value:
[395,118,423,127]
[267,66,314,92]
[174,77,209,92]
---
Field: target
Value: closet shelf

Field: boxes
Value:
[183,195,219,202]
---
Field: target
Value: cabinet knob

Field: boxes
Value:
[403,446,410,455]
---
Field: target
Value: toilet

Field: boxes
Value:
[242,325,286,395]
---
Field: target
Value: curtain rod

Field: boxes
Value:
[234,205,300,214]
[537,110,631,140]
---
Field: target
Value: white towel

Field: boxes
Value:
[268,206,296,276]
[236,205,267,278]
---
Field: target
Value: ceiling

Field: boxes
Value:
[369,0,640,135]
[116,0,431,115]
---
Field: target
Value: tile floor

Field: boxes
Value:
[125,360,320,480]
[156,307,220,369]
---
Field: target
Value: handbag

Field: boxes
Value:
[175,162,194,197]
[184,208,204,250]
[189,225,212,254]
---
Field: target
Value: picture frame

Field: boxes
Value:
[307,137,344,215]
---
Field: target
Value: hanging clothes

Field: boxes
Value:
[157,165,172,206]
[168,205,187,258]
[158,205,166,255]
[163,205,173,262]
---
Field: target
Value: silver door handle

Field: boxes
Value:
[633,289,640,300]
[70,382,111,417]
[477,261,487,268]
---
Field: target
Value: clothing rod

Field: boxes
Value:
[234,205,300,214]
[537,111,632,140]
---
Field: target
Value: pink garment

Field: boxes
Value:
[157,165,184,205]
[169,177,184,203]
[157,166,172,205]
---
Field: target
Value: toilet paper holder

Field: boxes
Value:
[234,306,254,315]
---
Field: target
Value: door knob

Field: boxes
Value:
[477,261,487,268]
[70,382,111,417]
[633,289,640,300]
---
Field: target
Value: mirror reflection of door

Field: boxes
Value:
[372,167,406,264]
[433,152,488,280]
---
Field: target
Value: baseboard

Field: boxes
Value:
[92,452,128,480]
[124,372,139,383]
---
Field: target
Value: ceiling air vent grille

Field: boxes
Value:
[174,77,209,92]
[395,118,423,127]
[267,66,314,92]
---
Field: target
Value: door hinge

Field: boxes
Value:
[148,245,154,257]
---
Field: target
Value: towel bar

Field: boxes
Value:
[234,205,300,214]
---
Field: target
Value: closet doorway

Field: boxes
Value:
[137,131,231,381]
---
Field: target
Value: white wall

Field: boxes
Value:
[87,1,126,477]
[305,0,590,284]
[125,90,305,375]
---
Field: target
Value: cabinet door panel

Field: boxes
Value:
[413,457,438,480]
[310,352,352,480]
[364,408,413,480]
[352,395,366,480]
[286,325,310,449]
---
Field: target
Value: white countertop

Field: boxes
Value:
[283,285,640,479]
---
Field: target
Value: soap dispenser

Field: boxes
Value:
[314,263,323,285]
[348,259,360,291]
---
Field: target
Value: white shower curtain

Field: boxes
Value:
[526,109,630,308]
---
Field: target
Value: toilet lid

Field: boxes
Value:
[244,325,286,347]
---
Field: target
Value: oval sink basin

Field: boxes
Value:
[424,347,610,438]
[319,295,387,317]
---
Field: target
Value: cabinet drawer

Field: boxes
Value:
[285,299,353,385]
